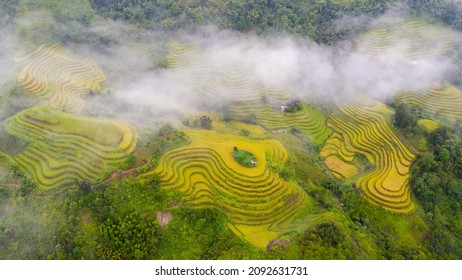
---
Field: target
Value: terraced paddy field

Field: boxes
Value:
[16,44,106,113]
[321,134,358,179]
[143,129,331,248]
[213,120,267,136]
[355,18,456,59]
[229,102,332,144]
[395,84,462,118]
[322,102,416,212]
[166,41,289,103]
[3,106,138,189]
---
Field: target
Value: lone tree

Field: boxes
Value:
[75,179,92,194]
[394,103,417,129]
[199,115,212,129]
[284,99,302,113]
[241,113,256,125]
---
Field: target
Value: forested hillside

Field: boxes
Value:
[90,0,394,43]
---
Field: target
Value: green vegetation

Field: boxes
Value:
[409,0,462,32]
[199,115,212,130]
[90,0,395,44]
[394,103,419,130]
[284,100,303,113]
[233,146,257,168]
[410,126,462,259]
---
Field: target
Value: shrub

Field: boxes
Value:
[232,147,257,167]
[241,113,256,125]
[199,115,212,129]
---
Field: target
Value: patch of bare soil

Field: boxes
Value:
[156,211,172,227]
[81,212,90,224]
[97,166,138,186]
[267,237,293,251]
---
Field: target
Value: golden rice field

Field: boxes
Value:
[16,44,106,113]
[321,133,358,179]
[143,129,328,248]
[4,106,138,189]
[396,84,462,118]
[229,102,332,144]
[322,101,416,212]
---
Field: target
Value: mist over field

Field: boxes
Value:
[75,18,460,119]
[0,5,459,125]
[0,29,18,87]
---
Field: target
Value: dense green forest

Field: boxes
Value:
[89,0,395,43]
[1,0,462,260]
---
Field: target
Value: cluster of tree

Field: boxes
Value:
[0,180,62,259]
[410,125,462,258]
[182,115,212,129]
[408,0,462,31]
[48,177,265,259]
[241,113,256,125]
[392,103,432,151]
[50,178,163,259]
[284,100,303,113]
[199,115,212,129]
[0,86,37,123]
[389,99,462,259]
[296,221,354,259]
[393,103,424,131]
[90,0,395,44]
[0,0,19,26]
[8,165,36,196]
[98,211,159,259]
[233,147,257,167]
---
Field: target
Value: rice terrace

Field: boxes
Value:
[1,0,462,261]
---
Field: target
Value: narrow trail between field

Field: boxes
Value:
[100,166,138,185]
[0,183,20,189]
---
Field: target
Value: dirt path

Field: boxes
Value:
[156,211,172,227]
[0,183,20,189]
[98,166,138,186]
[267,237,294,251]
